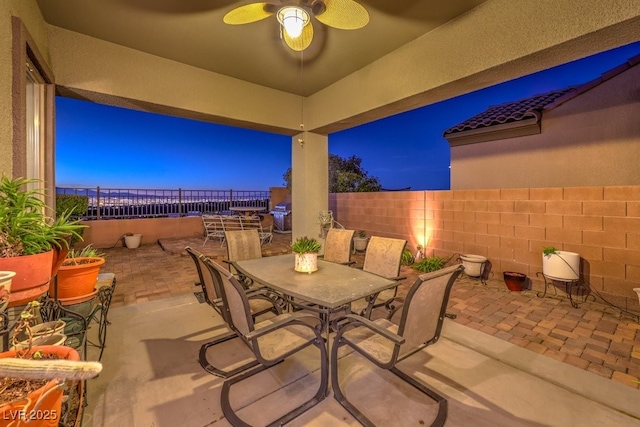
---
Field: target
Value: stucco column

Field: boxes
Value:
[291,131,328,241]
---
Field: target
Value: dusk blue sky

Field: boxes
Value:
[56,41,640,191]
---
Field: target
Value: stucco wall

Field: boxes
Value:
[330,187,640,312]
[79,216,204,249]
[451,62,640,189]
[0,0,50,177]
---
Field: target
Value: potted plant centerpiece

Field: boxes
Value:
[55,245,106,301]
[353,230,368,252]
[0,177,84,306]
[292,236,321,273]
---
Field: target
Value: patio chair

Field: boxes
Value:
[220,215,243,246]
[350,236,407,318]
[330,264,464,427]
[185,247,282,378]
[320,228,355,265]
[208,260,329,426]
[223,229,265,290]
[202,215,224,246]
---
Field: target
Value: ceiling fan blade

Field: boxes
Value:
[283,22,314,51]
[223,3,274,25]
[314,0,369,30]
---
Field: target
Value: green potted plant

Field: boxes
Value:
[291,236,321,273]
[55,245,106,301]
[0,177,84,306]
[353,230,368,252]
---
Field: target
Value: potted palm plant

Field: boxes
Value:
[0,177,84,306]
[291,236,321,273]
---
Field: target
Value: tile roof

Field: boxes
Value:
[444,53,640,137]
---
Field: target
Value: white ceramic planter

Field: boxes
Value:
[633,288,640,305]
[11,333,67,351]
[294,253,318,273]
[353,237,368,252]
[542,251,579,281]
[0,271,16,313]
[124,233,142,249]
[460,254,487,277]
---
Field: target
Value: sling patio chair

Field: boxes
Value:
[330,264,464,427]
[209,260,329,426]
[222,229,268,291]
[320,228,355,265]
[350,236,407,319]
[185,246,282,378]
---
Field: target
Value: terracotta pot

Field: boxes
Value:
[0,345,80,427]
[55,257,105,299]
[0,251,53,307]
[503,271,527,292]
[51,239,71,278]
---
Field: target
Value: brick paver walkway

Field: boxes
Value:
[100,233,640,390]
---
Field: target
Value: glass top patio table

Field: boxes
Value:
[233,254,396,310]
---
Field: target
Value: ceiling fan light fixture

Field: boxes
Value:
[277,6,310,39]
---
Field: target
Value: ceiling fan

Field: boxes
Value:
[223,0,369,51]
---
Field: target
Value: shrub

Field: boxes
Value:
[413,256,445,273]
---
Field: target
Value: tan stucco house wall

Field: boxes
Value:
[450,62,640,189]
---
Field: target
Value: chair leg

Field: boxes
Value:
[390,367,448,427]
[221,340,328,426]
[199,331,259,378]
[331,338,447,427]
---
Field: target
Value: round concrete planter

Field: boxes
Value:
[124,234,142,249]
[460,254,487,277]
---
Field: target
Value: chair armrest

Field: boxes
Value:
[334,313,405,345]
[246,312,323,340]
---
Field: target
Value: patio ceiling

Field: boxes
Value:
[36,0,488,97]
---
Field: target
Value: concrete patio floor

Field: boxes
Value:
[81,233,640,426]
[83,292,640,426]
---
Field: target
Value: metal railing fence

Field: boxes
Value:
[56,187,270,220]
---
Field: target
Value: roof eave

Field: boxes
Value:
[445,117,540,147]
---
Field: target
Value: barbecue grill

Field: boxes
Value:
[270,201,292,233]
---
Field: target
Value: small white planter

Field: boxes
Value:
[0,271,16,313]
[353,237,368,252]
[124,233,143,249]
[542,251,579,281]
[633,288,640,305]
[294,252,318,273]
[460,254,487,277]
[11,333,67,351]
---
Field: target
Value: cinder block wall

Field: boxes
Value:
[330,185,640,312]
